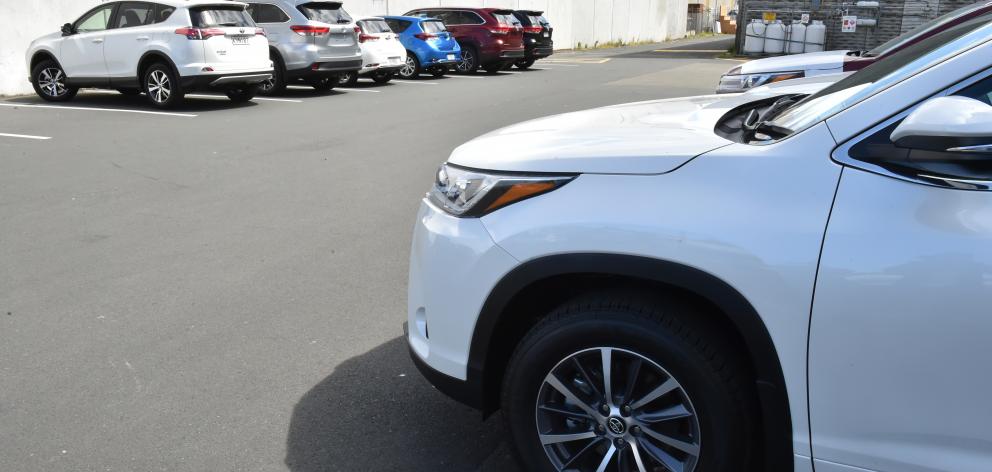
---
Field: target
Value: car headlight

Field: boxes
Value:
[717,71,804,93]
[428,163,574,217]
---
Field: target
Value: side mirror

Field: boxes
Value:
[891,96,992,154]
[61,23,75,36]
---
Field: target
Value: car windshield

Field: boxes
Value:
[864,2,991,57]
[190,6,254,27]
[421,20,446,33]
[360,20,391,33]
[766,17,992,138]
[298,2,352,24]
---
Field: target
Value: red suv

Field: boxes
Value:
[404,7,524,74]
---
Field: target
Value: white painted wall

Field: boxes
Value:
[1,0,687,96]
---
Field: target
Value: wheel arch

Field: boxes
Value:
[136,51,179,82]
[469,253,793,470]
[29,50,61,72]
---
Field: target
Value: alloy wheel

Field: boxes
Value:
[457,50,475,72]
[38,67,67,97]
[147,70,171,104]
[536,347,701,472]
[259,77,275,93]
[400,56,416,78]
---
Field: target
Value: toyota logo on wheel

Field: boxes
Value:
[607,417,626,435]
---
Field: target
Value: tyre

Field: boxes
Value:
[117,88,142,96]
[371,71,393,84]
[338,71,359,86]
[399,54,420,79]
[259,53,286,95]
[226,85,257,103]
[455,46,478,73]
[31,60,77,102]
[516,59,536,70]
[143,63,184,108]
[310,76,336,92]
[429,66,447,78]
[501,293,757,472]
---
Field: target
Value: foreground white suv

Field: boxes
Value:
[26,0,272,108]
[408,17,992,472]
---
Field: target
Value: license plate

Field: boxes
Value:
[447,54,456,60]
[232,37,249,45]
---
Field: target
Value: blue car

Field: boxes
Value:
[383,16,462,79]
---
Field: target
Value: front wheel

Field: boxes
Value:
[501,294,758,472]
[515,59,536,69]
[371,71,392,84]
[398,54,420,79]
[143,63,184,108]
[226,85,257,103]
[338,71,359,86]
[31,60,77,102]
[455,46,478,73]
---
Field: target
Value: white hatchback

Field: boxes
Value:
[408,15,992,472]
[25,0,272,108]
[338,17,406,85]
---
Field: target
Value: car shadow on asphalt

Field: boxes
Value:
[3,92,261,112]
[284,335,520,472]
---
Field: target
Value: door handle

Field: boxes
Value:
[136,36,150,41]
[91,38,104,43]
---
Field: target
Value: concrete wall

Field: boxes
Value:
[2,0,688,96]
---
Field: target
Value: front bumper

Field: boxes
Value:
[407,199,519,407]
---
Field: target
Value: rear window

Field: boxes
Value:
[298,2,352,24]
[420,20,446,33]
[492,12,520,26]
[385,19,411,33]
[359,19,391,33]
[247,3,290,23]
[190,6,254,27]
[529,14,548,26]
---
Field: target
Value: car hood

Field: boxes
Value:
[738,50,850,74]
[448,78,836,175]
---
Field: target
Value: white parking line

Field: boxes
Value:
[0,102,196,117]
[0,132,52,140]
[445,75,487,79]
[336,88,381,93]
[394,80,439,85]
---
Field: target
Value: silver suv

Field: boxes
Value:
[245,0,362,93]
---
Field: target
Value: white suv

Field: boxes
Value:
[26,1,272,108]
[408,16,992,472]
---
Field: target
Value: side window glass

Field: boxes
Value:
[154,5,175,23]
[957,75,992,105]
[248,3,289,23]
[76,4,116,32]
[115,2,154,28]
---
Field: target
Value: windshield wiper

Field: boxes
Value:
[741,95,800,142]
[218,22,238,26]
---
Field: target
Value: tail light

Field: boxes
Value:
[175,27,226,40]
[414,32,437,40]
[359,33,379,43]
[489,26,512,35]
[291,25,330,36]
[524,26,542,33]
[354,25,361,35]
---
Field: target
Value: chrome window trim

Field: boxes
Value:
[832,66,992,191]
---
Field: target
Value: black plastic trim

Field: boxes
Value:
[466,253,794,470]
[408,344,485,410]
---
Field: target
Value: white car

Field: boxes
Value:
[717,1,992,93]
[337,16,406,85]
[26,0,272,108]
[408,15,992,472]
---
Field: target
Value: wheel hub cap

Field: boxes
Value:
[147,70,170,103]
[39,68,66,97]
[536,347,701,472]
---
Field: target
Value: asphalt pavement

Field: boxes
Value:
[0,36,736,472]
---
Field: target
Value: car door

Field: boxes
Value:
[809,73,992,472]
[103,2,155,80]
[60,2,117,79]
